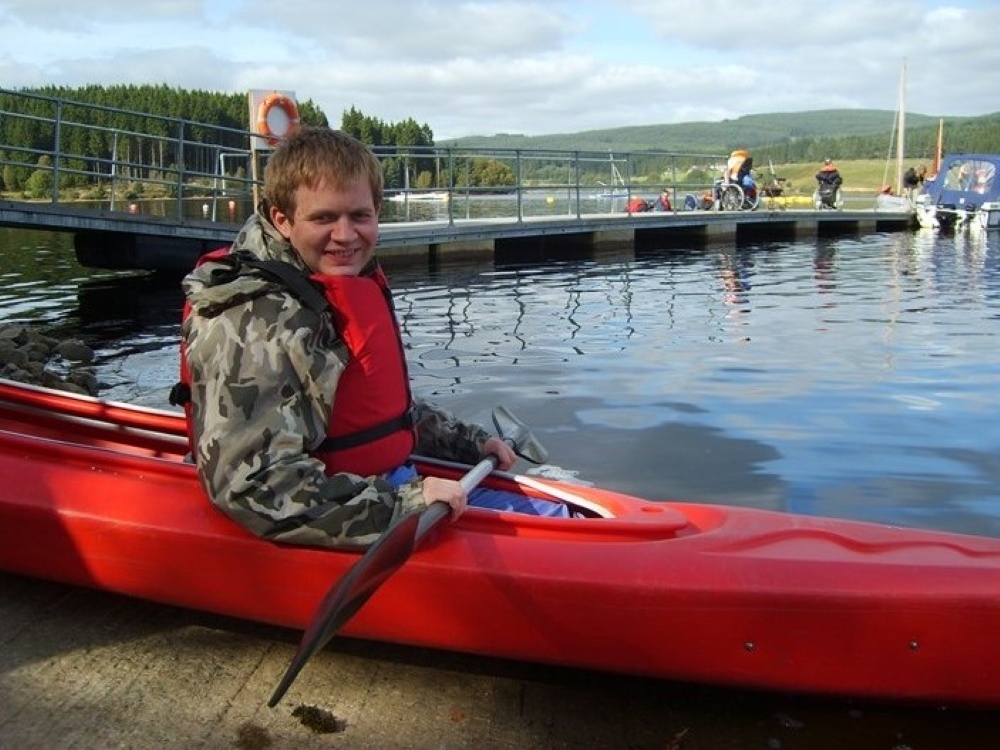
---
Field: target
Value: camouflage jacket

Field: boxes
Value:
[180,208,492,548]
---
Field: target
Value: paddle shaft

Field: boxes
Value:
[414,454,497,539]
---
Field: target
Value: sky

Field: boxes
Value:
[1,0,998,141]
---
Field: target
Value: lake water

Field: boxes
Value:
[3,223,999,745]
[4,224,999,540]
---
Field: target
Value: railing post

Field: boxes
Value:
[211,145,222,221]
[448,149,456,227]
[515,150,523,222]
[625,153,633,200]
[175,119,186,219]
[574,151,582,219]
[51,99,63,203]
[669,155,677,211]
[110,131,119,211]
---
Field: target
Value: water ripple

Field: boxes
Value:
[3,226,1000,537]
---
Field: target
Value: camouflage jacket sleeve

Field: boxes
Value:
[411,398,492,465]
[184,287,427,549]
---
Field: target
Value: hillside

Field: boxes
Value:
[441,109,1000,164]
[442,110,916,151]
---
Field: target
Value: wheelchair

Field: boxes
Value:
[813,182,843,210]
[715,176,760,212]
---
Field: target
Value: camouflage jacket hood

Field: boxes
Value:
[182,206,311,317]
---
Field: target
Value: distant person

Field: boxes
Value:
[972,165,994,194]
[726,150,753,185]
[903,165,925,198]
[956,163,974,191]
[683,191,714,211]
[651,188,672,212]
[815,158,843,209]
[815,158,843,190]
[625,196,652,213]
[723,149,758,206]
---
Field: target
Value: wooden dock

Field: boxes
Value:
[0,198,914,272]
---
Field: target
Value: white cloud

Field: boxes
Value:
[0,0,996,139]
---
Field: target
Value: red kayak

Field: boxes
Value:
[1,377,999,707]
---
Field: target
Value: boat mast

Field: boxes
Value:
[895,59,906,195]
[933,118,943,177]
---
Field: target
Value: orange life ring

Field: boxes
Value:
[256,93,300,147]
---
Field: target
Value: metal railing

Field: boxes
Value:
[0,88,726,225]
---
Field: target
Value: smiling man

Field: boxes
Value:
[178,127,567,550]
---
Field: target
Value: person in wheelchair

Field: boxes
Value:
[814,158,843,209]
[715,149,758,209]
[726,150,754,187]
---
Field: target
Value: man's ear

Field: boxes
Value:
[270,204,292,239]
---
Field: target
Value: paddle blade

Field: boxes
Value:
[267,511,422,707]
[493,405,548,464]
[268,457,493,708]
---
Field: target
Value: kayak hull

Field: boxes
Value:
[1,378,999,707]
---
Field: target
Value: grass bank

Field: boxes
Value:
[765,158,926,196]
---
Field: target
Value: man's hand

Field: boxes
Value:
[421,476,468,517]
[483,436,516,471]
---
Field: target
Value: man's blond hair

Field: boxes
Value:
[264,127,384,216]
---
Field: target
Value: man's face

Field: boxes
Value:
[270,177,379,276]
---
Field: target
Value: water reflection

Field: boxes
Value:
[2,225,1000,537]
[813,240,837,296]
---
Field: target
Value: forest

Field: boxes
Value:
[0,85,453,197]
[1,84,997,198]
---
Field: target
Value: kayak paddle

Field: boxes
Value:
[267,406,547,707]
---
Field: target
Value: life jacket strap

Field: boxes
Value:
[318,406,416,453]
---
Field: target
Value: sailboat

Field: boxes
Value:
[596,154,628,199]
[875,61,915,213]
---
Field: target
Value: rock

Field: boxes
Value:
[55,340,95,364]
[22,341,51,363]
[0,324,101,396]
[0,346,28,369]
[67,370,100,394]
[0,325,30,345]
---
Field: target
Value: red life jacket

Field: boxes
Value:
[311,270,416,476]
[173,249,415,478]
